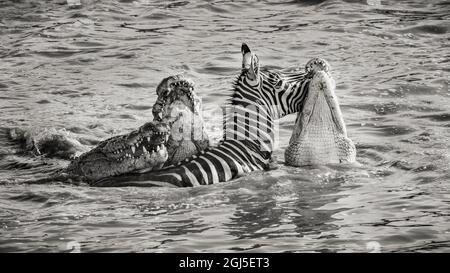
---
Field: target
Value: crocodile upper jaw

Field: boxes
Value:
[153,77,197,122]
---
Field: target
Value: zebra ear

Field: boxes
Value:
[241,43,252,69]
[241,43,260,82]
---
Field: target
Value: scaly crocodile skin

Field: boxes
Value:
[152,75,209,166]
[64,75,208,181]
[65,122,170,181]
[285,59,356,166]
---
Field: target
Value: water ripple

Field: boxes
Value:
[0,0,449,253]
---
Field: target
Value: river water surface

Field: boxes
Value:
[0,0,449,252]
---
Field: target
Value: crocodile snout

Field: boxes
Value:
[153,75,197,122]
[285,67,356,166]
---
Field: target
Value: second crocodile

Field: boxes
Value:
[61,75,209,182]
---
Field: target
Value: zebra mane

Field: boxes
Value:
[225,69,269,108]
[224,68,297,111]
[226,71,247,107]
[222,66,310,137]
[222,69,275,142]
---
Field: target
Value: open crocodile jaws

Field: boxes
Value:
[63,75,208,182]
[285,70,356,166]
[152,75,209,166]
[65,121,170,181]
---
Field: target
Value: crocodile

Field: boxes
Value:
[20,75,208,183]
[284,58,356,166]
[64,121,170,181]
[64,75,209,182]
[151,75,209,167]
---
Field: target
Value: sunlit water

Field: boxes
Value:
[0,0,449,252]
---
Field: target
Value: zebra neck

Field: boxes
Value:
[222,101,275,158]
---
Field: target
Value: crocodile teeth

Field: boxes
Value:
[142,146,147,154]
[156,145,160,152]
[131,146,135,153]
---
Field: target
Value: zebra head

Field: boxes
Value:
[224,43,311,154]
[235,43,310,119]
[223,43,310,152]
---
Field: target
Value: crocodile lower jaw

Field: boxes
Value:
[285,71,356,166]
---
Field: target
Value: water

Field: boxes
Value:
[0,0,449,252]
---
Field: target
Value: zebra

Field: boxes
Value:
[93,43,312,187]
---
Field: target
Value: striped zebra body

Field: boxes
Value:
[137,139,264,187]
[94,44,311,187]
